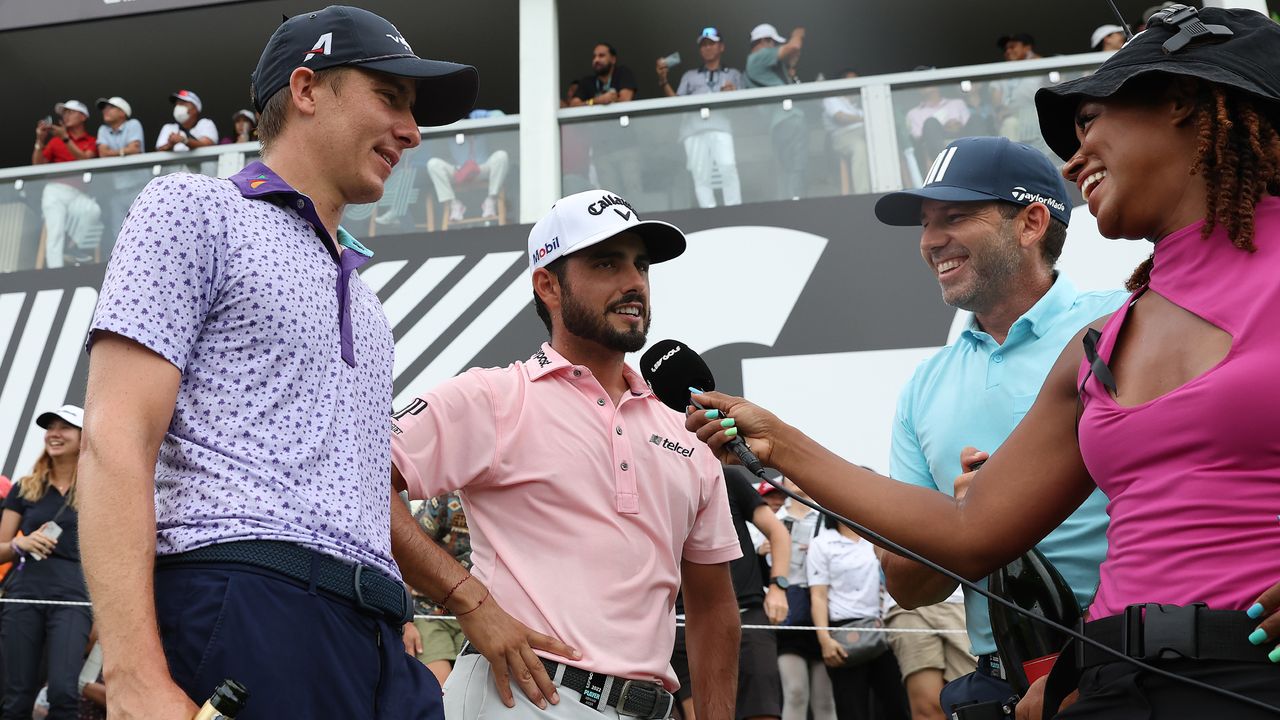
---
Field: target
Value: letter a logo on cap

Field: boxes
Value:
[304,32,333,62]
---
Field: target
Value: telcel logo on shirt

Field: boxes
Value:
[650,434,695,457]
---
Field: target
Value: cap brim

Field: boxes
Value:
[35,411,79,430]
[96,98,110,109]
[874,185,1011,226]
[355,56,479,127]
[1037,62,1280,161]
[564,220,688,266]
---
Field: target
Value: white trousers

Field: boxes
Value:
[682,132,741,208]
[445,654,627,720]
[41,182,102,268]
[428,151,510,203]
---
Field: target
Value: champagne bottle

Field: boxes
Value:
[192,679,249,720]
[987,546,1082,695]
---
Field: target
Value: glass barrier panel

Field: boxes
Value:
[560,88,872,212]
[0,160,206,273]
[890,67,1091,187]
[335,126,521,237]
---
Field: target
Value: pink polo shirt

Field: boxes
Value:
[391,344,740,690]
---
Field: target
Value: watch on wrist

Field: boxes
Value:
[770,576,790,589]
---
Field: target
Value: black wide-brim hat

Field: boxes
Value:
[1036,5,1280,161]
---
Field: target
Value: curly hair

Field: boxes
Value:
[1126,84,1280,291]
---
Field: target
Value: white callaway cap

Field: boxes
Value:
[528,190,686,270]
[36,404,84,430]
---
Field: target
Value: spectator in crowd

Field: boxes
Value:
[991,33,1052,156]
[872,136,1122,715]
[745,23,808,200]
[401,492,471,686]
[1090,24,1126,52]
[32,101,103,268]
[672,465,790,720]
[32,101,97,166]
[392,191,741,720]
[94,97,143,157]
[996,32,1040,62]
[568,43,638,107]
[570,44,642,197]
[775,478,836,720]
[0,405,92,720]
[657,26,743,208]
[757,481,784,513]
[426,113,510,223]
[905,86,970,175]
[221,109,258,144]
[93,96,146,249]
[823,69,869,195]
[155,89,218,151]
[808,513,909,720]
[877,562,970,720]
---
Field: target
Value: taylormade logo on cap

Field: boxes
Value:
[1011,186,1067,212]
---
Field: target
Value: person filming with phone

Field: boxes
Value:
[0,405,91,720]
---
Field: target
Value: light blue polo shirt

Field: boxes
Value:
[889,273,1127,655]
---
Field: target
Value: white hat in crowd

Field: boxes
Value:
[170,89,203,112]
[749,23,786,44]
[96,96,133,118]
[36,405,84,430]
[527,190,686,271]
[1091,24,1125,50]
[53,100,89,118]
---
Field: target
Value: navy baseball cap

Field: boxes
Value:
[250,5,478,127]
[1037,5,1280,161]
[875,137,1072,227]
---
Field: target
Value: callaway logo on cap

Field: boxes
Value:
[249,5,478,127]
[874,136,1072,228]
[527,190,688,270]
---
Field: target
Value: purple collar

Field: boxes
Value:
[229,161,373,367]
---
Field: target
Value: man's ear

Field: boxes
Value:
[532,267,562,313]
[288,66,321,118]
[1018,202,1052,252]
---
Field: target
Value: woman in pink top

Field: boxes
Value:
[684,6,1280,718]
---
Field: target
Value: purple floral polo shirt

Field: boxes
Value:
[87,162,400,578]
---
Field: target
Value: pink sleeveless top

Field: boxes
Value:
[1078,196,1280,619]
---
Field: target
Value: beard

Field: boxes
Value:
[560,284,650,353]
[941,223,1023,312]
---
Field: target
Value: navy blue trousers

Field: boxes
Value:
[155,564,441,719]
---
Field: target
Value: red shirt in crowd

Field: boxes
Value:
[42,132,98,163]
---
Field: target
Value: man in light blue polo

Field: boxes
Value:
[874,137,1126,715]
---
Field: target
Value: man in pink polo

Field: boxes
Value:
[391,189,742,720]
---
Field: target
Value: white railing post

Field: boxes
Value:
[518,0,562,222]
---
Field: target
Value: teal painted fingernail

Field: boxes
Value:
[1270,645,1280,663]
[705,410,721,419]
[725,427,738,438]
[1249,628,1268,645]
[1248,603,1265,619]
[689,387,703,395]
[721,418,736,428]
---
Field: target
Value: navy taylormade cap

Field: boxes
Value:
[875,136,1072,227]
[250,5,478,127]
[1037,5,1280,161]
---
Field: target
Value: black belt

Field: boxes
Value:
[1079,603,1271,668]
[460,645,674,719]
[157,540,412,624]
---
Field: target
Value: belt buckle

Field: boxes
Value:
[352,564,380,615]
[1124,603,1203,661]
[617,680,672,720]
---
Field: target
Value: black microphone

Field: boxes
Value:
[640,339,766,477]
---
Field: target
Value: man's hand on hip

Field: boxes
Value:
[454,588,581,709]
